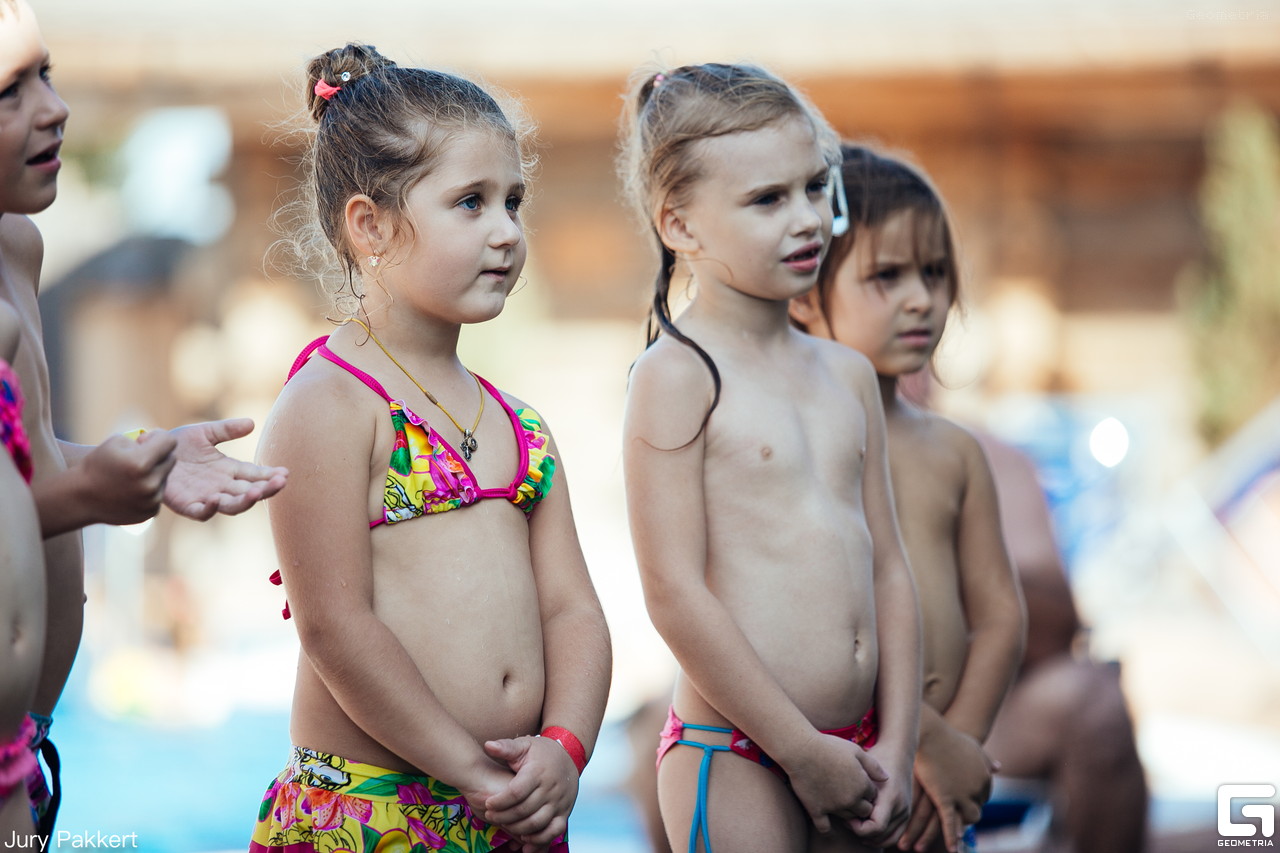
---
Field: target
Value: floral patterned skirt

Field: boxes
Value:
[249,746,565,853]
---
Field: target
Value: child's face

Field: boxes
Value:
[0,0,67,216]
[815,207,953,377]
[669,115,832,303]
[380,128,526,325]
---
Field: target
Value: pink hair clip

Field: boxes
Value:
[314,79,342,101]
[653,73,666,88]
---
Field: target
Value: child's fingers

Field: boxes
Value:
[146,442,179,488]
[484,776,539,818]
[484,738,528,766]
[522,813,567,847]
[912,813,943,853]
[229,459,291,484]
[492,801,555,839]
[200,417,256,445]
[855,748,888,784]
[940,808,966,853]
[896,795,933,850]
[134,428,178,463]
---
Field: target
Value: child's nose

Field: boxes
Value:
[490,211,522,247]
[903,274,932,312]
[38,85,69,131]
[792,195,824,236]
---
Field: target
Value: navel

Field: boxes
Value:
[760,445,773,461]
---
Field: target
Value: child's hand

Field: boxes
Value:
[849,745,913,847]
[455,757,518,829]
[785,731,886,833]
[897,722,993,852]
[164,418,288,519]
[482,736,577,851]
[78,429,177,524]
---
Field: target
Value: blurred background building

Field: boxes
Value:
[26,0,1280,849]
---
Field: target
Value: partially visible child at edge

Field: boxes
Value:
[0,299,44,837]
[790,144,1025,853]
[248,44,610,853]
[0,0,289,836]
[619,64,922,853]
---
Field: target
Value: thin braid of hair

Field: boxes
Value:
[644,234,722,448]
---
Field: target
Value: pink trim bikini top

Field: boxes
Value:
[0,359,33,484]
[269,336,556,619]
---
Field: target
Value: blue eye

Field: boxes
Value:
[458,195,480,211]
[807,178,828,196]
[40,64,53,84]
[753,192,779,206]
[506,195,523,213]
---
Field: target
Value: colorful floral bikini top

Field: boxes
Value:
[270,337,556,619]
[290,336,556,523]
[0,359,33,484]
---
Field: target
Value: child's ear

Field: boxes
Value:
[789,288,829,335]
[344,194,391,258]
[656,204,699,255]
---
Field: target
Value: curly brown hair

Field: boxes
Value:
[278,43,533,317]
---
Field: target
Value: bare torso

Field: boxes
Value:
[0,214,80,717]
[0,296,44,736]
[281,347,547,773]
[668,329,879,732]
[884,405,972,712]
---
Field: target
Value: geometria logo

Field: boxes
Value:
[1219,784,1277,847]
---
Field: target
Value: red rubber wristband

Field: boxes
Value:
[541,725,587,775]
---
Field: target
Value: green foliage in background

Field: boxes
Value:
[1180,102,1280,447]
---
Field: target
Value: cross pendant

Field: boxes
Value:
[460,430,478,461]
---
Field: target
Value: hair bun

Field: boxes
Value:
[305,43,397,122]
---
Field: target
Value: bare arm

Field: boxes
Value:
[35,431,177,538]
[485,427,612,847]
[263,374,511,806]
[625,349,812,757]
[899,434,1023,853]
[945,436,1026,742]
[852,357,922,843]
[528,431,611,753]
[625,346,882,830]
[54,418,289,527]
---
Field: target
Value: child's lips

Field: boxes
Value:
[26,142,61,171]
[898,328,933,346]
[783,242,823,273]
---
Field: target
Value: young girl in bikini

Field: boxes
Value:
[0,299,42,837]
[790,144,1025,853]
[249,44,611,852]
[619,64,922,853]
[1,0,287,836]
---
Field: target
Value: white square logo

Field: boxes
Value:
[1219,784,1277,838]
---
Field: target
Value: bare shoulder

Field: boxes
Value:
[915,411,995,479]
[492,386,555,434]
[260,354,377,467]
[630,335,717,396]
[0,215,45,290]
[490,384,535,416]
[798,331,878,398]
[625,337,717,445]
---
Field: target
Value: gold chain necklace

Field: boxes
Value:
[343,317,484,460]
